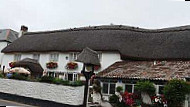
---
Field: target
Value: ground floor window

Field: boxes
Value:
[47,72,78,81]
[102,83,116,95]
[157,85,164,95]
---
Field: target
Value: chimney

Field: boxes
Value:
[18,25,28,37]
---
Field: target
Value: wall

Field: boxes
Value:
[1,52,121,74]
[0,78,84,105]
[0,42,8,66]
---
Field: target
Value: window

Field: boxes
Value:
[103,83,109,94]
[50,53,59,62]
[110,84,116,94]
[33,54,40,62]
[73,73,78,81]
[158,85,164,94]
[125,84,133,93]
[102,83,116,95]
[14,54,21,61]
[69,52,79,61]
[98,53,102,62]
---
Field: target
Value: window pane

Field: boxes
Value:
[14,54,21,61]
[158,86,164,94]
[33,54,40,61]
[102,83,108,94]
[125,84,133,93]
[50,53,59,62]
[109,84,116,94]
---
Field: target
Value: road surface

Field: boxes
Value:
[0,99,35,107]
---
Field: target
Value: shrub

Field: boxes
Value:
[39,76,54,83]
[9,73,28,80]
[116,86,123,92]
[109,94,119,103]
[0,73,4,78]
[163,79,190,107]
[135,81,156,96]
[52,78,64,84]
[69,80,83,86]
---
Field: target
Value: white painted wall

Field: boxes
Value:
[0,78,84,105]
[0,42,8,66]
[1,52,121,74]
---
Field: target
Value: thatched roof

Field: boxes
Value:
[97,61,190,81]
[2,25,190,60]
[0,29,18,42]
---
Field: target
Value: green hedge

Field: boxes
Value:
[39,76,83,86]
[163,79,190,107]
[135,81,156,96]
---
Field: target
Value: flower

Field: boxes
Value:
[94,65,101,70]
[66,62,78,70]
[9,62,16,68]
[46,62,58,69]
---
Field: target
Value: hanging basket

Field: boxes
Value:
[46,62,58,69]
[66,62,78,70]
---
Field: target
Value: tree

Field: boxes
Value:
[163,79,190,107]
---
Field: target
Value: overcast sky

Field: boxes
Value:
[0,0,189,32]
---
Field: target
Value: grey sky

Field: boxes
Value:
[0,0,189,32]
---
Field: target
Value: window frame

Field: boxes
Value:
[33,54,40,62]
[49,53,59,62]
[14,54,21,61]
[102,82,116,95]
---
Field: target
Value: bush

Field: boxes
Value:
[69,80,83,86]
[0,73,4,78]
[39,76,54,83]
[163,79,190,107]
[135,81,156,96]
[9,73,28,80]
[116,86,123,92]
[109,94,119,103]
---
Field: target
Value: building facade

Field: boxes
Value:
[0,29,18,67]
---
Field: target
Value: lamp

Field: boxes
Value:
[76,47,100,107]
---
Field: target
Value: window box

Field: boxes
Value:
[9,62,16,68]
[46,62,58,69]
[66,62,78,70]
[94,65,101,70]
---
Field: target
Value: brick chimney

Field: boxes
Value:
[18,25,28,37]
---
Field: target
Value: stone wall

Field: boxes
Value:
[0,78,84,105]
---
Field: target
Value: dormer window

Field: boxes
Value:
[50,53,59,62]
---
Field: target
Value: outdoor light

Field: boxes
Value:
[76,47,100,107]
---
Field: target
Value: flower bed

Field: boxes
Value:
[46,62,58,69]
[66,62,78,70]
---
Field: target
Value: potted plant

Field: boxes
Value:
[66,62,78,70]
[46,62,58,69]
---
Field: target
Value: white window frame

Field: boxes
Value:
[156,85,164,95]
[98,52,102,62]
[50,53,59,62]
[69,52,79,61]
[125,84,135,93]
[33,54,40,62]
[102,82,116,95]
[14,54,21,61]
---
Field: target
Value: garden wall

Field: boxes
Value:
[0,78,84,106]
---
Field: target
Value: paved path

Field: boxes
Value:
[0,99,36,107]
[88,101,112,107]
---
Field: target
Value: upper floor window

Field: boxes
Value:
[33,54,40,62]
[50,53,59,62]
[14,54,21,61]
[98,53,102,62]
[69,52,79,61]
